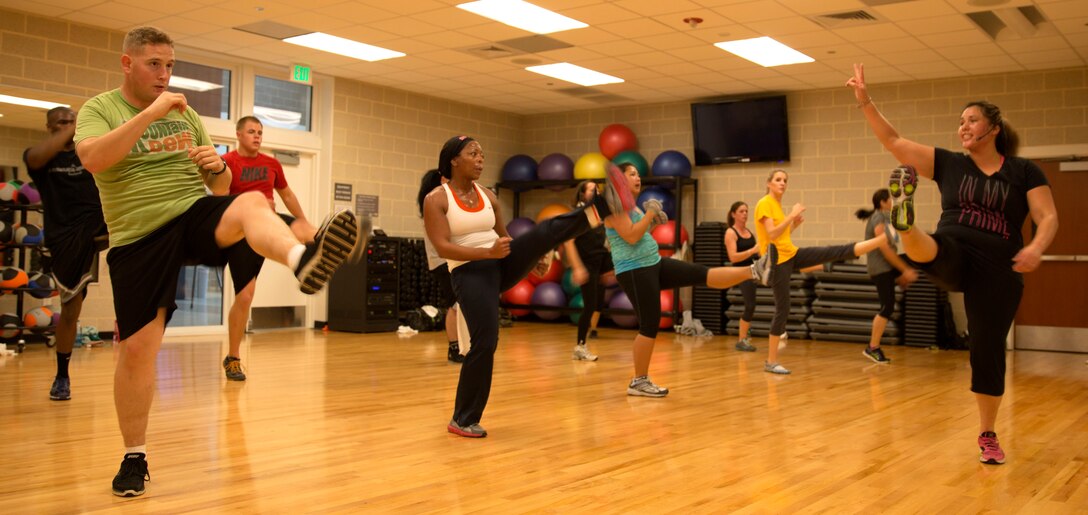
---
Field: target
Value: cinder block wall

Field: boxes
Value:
[1,6,1084,330]
[331,78,525,236]
[518,67,1085,248]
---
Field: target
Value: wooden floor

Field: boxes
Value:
[1,323,1086,514]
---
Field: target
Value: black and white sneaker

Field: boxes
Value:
[295,209,358,295]
[751,244,778,286]
[112,453,149,497]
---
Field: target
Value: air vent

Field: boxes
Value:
[234,21,310,40]
[460,43,522,60]
[811,10,885,29]
[497,35,572,54]
[554,88,629,105]
[966,5,1053,41]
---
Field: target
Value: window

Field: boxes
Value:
[253,75,312,132]
[169,61,230,120]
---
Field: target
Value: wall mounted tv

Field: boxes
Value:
[691,95,790,166]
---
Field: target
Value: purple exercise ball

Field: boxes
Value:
[506,217,535,240]
[531,281,566,321]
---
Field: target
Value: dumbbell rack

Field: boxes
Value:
[1,203,57,348]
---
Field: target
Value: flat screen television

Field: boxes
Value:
[691,95,790,166]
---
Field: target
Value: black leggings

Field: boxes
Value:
[918,231,1022,397]
[615,259,710,339]
[871,270,900,319]
[449,208,593,426]
[577,256,613,344]
[769,244,857,335]
[737,279,757,322]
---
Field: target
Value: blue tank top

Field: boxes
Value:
[606,210,661,274]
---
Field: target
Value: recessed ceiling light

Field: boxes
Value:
[0,94,69,110]
[170,76,223,92]
[714,37,814,67]
[525,63,623,87]
[458,0,588,34]
[283,32,404,62]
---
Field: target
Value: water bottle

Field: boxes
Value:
[113,320,120,345]
[75,321,83,348]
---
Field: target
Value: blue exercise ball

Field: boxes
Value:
[636,186,675,220]
[531,281,566,321]
[652,150,691,189]
[501,154,538,191]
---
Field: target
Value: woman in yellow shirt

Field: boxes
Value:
[754,169,887,374]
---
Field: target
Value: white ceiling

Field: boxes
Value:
[1,0,1086,130]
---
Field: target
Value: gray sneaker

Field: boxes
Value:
[447,420,487,438]
[734,337,757,352]
[863,346,891,364]
[764,362,791,375]
[573,344,598,361]
[627,376,669,397]
[751,244,778,286]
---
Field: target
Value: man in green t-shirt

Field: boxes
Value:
[74,26,370,498]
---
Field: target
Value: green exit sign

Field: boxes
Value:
[291,64,312,85]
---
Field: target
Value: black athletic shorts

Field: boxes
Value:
[107,195,263,340]
[43,220,108,302]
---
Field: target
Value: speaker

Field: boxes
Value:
[328,236,400,333]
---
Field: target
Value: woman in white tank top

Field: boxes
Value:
[422,135,625,438]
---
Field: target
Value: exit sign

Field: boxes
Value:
[291,64,312,85]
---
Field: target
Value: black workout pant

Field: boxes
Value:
[769,244,857,335]
[871,270,900,319]
[449,208,592,427]
[576,256,613,344]
[615,259,710,339]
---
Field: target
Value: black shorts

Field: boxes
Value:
[43,220,108,301]
[229,212,298,286]
[107,195,263,340]
[430,262,456,310]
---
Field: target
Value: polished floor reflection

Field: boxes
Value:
[1,324,1085,512]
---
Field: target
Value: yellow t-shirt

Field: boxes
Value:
[754,194,798,264]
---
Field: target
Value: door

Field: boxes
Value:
[1014,160,1088,352]
[246,151,313,320]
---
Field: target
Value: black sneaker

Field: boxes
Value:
[223,356,246,381]
[295,209,358,295]
[448,343,464,364]
[112,453,149,497]
[889,165,917,231]
[50,376,71,401]
[863,346,891,364]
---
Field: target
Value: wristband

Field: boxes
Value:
[857,97,873,109]
[210,161,227,176]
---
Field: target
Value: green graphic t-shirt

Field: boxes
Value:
[75,89,210,247]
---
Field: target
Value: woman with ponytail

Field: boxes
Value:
[854,189,917,364]
[724,201,760,352]
[848,63,1058,465]
[418,169,462,363]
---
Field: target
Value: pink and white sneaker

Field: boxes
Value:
[978,431,1006,464]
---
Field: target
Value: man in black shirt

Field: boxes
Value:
[23,106,108,402]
